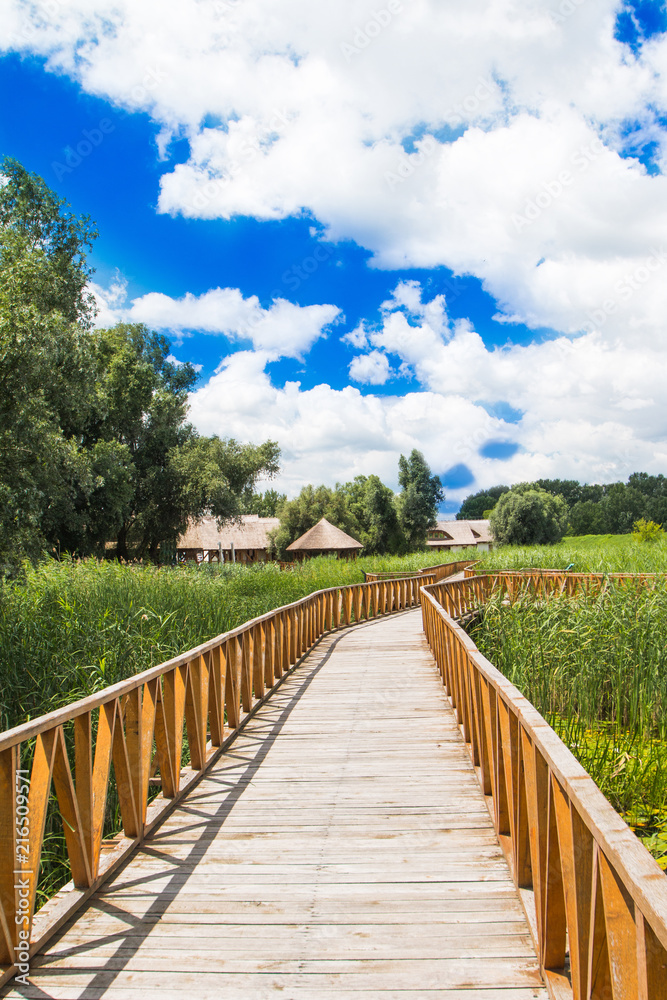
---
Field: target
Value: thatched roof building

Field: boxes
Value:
[176,514,280,563]
[286,518,363,559]
[426,519,492,551]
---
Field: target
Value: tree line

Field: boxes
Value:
[1,158,447,567]
[0,158,279,567]
[247,450,445,557]
[458,475,667,541]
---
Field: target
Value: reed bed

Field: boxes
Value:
[0,551,461,733]
[475,532,667,573]
[467,585,667,867]
[0,550,468,905]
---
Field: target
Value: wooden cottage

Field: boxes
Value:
[286,517,363,560]
[426,519,493,552]
[176,514,280,563]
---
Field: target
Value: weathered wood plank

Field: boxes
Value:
[2,611,545,999]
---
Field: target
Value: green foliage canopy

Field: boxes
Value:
[0,158,280,565]
[457,485,509,520]
[490,484,569,545]
[396,449,444,548]
[273,475,406,558]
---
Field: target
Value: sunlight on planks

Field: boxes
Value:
[2,610,545,999]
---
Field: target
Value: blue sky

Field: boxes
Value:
[2,1,667,511]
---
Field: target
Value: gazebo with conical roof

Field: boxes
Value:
[286,517,363,560]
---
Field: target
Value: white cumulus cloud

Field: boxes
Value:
[5,0,667,340]
[349,350,392,385]
[90,281,340,360]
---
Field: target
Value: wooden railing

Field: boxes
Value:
[438,571,667,619]
[0,575,424,986]
[464,563,665,591]
[364,558,477,584]
[421,573,667,1000]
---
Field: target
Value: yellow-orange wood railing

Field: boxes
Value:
[421,572,667,1000]
[363,558,477,584]
[0,575,426,984]
[463,563,665,592]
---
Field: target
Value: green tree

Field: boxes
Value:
[580,483,604,504]
[533,479,583,509]
[91,326,281,559]
[0,160,282,565]
[0,156,97,325]
[457,485,509,520]
[0,159,100,563]
[600,483,646,534]
[241,488,287,517]
[161,437,280,559]
[628,472,667,526]
[568,500,605,536]
[340,475,405,554]
[396,450,444,549]
[84,323,198,559]
[490,484,569,545]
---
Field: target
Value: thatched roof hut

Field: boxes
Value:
[426,519,492,551]
[176,514,280,563]
[286,517,363,559]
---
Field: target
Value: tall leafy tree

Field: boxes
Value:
[490,484,569,545]
[396,450,444,548]
[341,475,405,554]
[0,158,99,563]
[240,488,287,517]
[533,479,583,509]
[92,324,281,559]
[627,472,667,526]
[600,483,646,534]
[568,500,605,536]
[457,485,509,520]
[0,156,97,325]
[0,160,281,564]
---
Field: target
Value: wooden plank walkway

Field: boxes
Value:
[4,609,547,999]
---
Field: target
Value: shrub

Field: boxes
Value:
[632,518,664,544]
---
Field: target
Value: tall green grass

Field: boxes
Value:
[0,551,462,732]
[0,550,467,905]
[476,532,667,573]
[467,586,667,867]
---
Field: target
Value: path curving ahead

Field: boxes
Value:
[5,609,546,999]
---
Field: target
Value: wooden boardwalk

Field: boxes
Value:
[4,609,546,999]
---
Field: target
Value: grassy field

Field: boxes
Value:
[0,550,467,905]
[474,532,667,573]
[467,585,667,868]
[0,550,459,732]
[3,535,667,900]
[2,534,664,734]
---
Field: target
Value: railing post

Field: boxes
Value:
[265,618,276,688]
[209,644,226,746]
[290,607,298,663]
[253,623,265,700]
[241,632,253,712]
[225,638,241,730]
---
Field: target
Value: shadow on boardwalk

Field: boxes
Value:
[5,610,546,1000]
